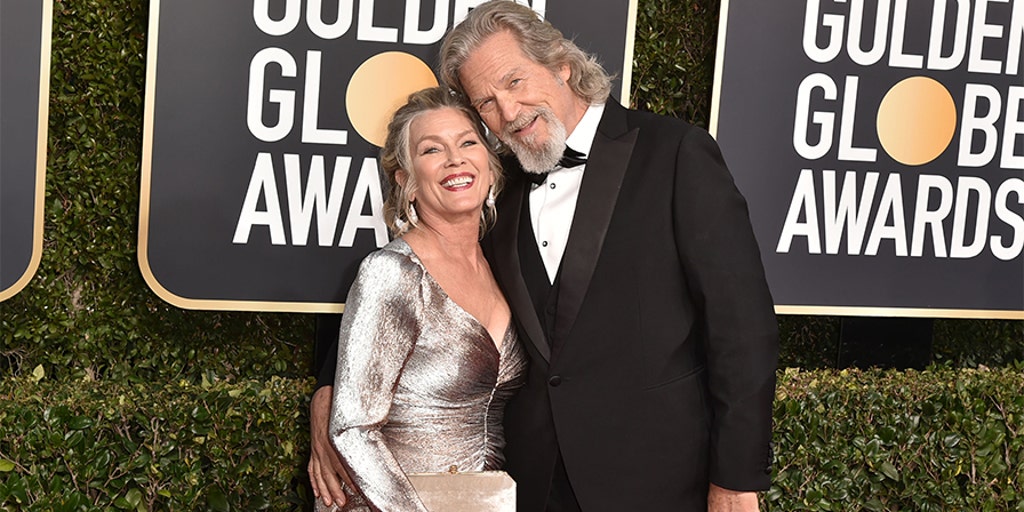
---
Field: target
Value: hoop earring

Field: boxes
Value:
[408,202,419,225]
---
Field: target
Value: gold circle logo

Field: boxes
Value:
[346,52,439,147]
[876,76,957,167]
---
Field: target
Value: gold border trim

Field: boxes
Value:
[620,0,639,104]
[709,0,729,138]
[0,0,52,302]
[776,305,1024,320]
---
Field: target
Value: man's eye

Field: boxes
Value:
[509,78,522,88]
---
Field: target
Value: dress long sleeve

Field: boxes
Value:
[328,249,429,512]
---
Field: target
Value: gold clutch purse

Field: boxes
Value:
[314,467,516,511]
[408,468,516,512]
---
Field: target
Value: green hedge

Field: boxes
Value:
[631,0,719,127]
[771,367,1024,511]
[0,375,314,511]
[4,368,1023,511]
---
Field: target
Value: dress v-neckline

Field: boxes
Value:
[395,239,512,353]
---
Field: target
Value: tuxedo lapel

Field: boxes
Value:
[553,101,637,349]
[491,172,551,362]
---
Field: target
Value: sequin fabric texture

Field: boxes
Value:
[327,239,527,512]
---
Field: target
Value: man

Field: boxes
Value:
[310,2,779,510]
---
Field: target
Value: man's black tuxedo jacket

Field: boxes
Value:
[482,100,779,512]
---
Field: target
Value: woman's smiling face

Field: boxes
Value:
[404,107,493,226]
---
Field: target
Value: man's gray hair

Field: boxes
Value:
[439,0,612,104]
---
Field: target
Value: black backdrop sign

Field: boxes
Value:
[0,1,51,302]
[713,0,1024,319]
[140,0,637,312]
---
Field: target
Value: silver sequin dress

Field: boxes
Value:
[328,239,527,512]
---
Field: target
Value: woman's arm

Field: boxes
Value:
[329,250,429,512]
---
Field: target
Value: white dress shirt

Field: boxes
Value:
[529,103,605,283]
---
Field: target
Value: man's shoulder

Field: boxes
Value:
[602,102,705,146]
[621,105,701,134]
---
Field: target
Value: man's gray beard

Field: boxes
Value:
[502,108,567,174]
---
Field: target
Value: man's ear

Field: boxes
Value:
[558,63,571,84]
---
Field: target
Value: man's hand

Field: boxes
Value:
[309,386,351,508]
[708,483,759,512]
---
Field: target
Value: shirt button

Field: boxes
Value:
[548,376,562,387]
[550,183,556,189]
[541,241,548,247]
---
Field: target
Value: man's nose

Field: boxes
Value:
[497,96,519,123]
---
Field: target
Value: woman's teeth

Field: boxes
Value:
[442,176,473,187]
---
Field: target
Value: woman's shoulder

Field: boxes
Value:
[345,239,426,307]
[356,238,424,278]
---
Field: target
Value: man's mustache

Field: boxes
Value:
[502,108,555,139]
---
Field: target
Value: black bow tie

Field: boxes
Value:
[558,146,588,168]
[524,147,588,185]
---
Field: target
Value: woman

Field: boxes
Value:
[320,87,526,512]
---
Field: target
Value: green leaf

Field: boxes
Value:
[125,488,142,506]
[864,498,886,511]
[0,460,15,472]
[207,486,230,512]
[880,461,900,481]
[68,416,94,430]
